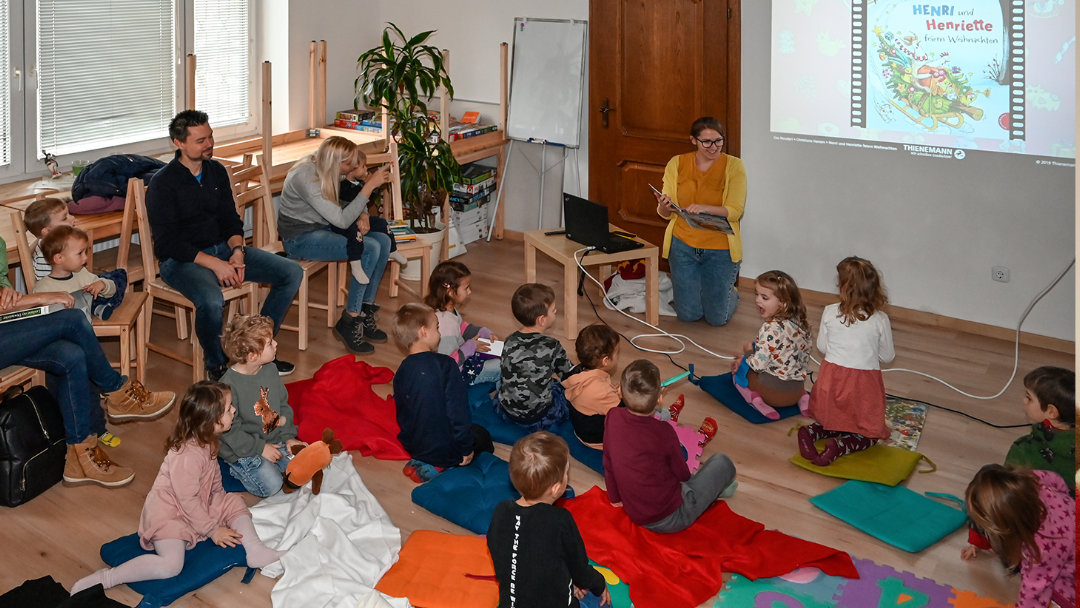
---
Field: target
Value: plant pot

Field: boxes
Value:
[399,222,445,282]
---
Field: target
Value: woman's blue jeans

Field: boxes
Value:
[1,308,124,443]
[283,226,391,314]
[159,242,303,371]
[668,236,740,326]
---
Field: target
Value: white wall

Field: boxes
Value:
[273,1,1075,341]
[739,3,1074,341]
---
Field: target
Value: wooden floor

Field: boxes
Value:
[1,236,1073,606]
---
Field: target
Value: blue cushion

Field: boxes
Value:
[100,534,253,608]
[467,383,603,474]
[217,458,248,493]
[411,451,518,534]
[690,368,801,424]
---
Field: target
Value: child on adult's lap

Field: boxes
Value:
[70,382,283,595]
[498,283,574,430]
[731,270,811,419]
[799,257,894,466]
[392,303,493,483]
[425,260,501,385]
[219,315,305,497]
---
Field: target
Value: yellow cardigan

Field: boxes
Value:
[659,152,746,262]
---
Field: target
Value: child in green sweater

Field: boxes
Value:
[219,315,305,497]
[1004,366,1075,491]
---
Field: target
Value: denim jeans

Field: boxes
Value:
[283,226,391,314]
[1,308,124,443]
[227,445,291,497]
[668,236,740,326]
[159,242,303,370]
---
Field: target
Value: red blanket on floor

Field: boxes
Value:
[562,487,858,608]
[285,355,409,460]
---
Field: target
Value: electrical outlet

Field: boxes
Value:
[992,266,1010,283]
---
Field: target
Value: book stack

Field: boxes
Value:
[388,220,417,244]
[446,122,499,142]
[449,162,496,245]
[333,109,392,134]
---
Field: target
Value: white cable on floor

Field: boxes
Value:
[573,248,734,360]
[879,258,1075,400]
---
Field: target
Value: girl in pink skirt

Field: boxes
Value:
[798,257,894,465]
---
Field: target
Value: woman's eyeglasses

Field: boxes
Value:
[695,137,724,148]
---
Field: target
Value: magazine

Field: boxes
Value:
[649,184,733,234]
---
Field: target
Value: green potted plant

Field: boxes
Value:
[355,23,460,233]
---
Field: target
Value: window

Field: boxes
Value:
[0,0,254,179]
[37,0,175,156]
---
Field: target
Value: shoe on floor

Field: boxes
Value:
[360,303,388,343]
[273,358,295,376]
[104,379,176,423]
[63,437,134,488]
[334,312,374,355]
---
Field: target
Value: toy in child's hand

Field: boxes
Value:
[283,428,343,495]
[253,386,284,434]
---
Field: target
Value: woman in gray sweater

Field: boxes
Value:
[277,136,392,354]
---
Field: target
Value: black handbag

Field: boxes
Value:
[0,385,67,507]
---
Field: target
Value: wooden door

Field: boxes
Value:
[588,0,741,250]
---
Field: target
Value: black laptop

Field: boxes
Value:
[563,193,645,254]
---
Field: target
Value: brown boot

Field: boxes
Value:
[104,379,176,422]
[63,437,134,487]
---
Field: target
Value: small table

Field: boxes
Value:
[523,228,659,339]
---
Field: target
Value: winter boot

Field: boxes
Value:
[360,303,388,343]
[811,433,875,466]
[104,379,176,423]
[333,311,374,355]
[63,437,135,487]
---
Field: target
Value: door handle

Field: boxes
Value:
[599,98,614,128]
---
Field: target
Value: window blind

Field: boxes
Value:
[0,0,9,166]
[194,0,248,128]
[37,0,175,157]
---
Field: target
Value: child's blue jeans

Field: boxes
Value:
[227,445,292,497]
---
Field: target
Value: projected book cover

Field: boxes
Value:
[771,0,1075,160]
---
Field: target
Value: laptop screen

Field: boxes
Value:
[563,193,610,248]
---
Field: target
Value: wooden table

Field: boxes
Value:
[523,228,658,339]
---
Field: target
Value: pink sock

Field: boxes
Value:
[797,392,810,415]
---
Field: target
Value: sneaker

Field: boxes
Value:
[334,312,374,355]
[104,379,176,423]
[389,250,409,265]
[63,437,134,487]
[207,365,229,382]
[402,459,441,483]
[98,432,121,448]
[273,358,295,376]
[360,303,388,343]
[697,416,718,447]
[668,394,685,422]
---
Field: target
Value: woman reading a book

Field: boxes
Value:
[276,136,394,355]
[652,116,747,326]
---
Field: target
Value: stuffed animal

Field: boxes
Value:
[253,386,284,434]
[283,428,343,495]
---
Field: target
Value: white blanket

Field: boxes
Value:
[250,453,411,608]
[603,272,677,317]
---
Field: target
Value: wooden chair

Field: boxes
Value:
[0,366,45,394]
[9,213,150,383]
[350,139,432,300]
[129,181,256,382]
[227,158,336,350]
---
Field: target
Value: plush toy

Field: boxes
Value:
[253,386,284,434]
[283,428,343,495]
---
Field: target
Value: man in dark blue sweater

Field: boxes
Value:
[146,110,302,380]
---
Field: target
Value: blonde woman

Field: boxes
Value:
[277,136,392,354]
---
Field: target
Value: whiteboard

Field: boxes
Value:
[506,18,587,148]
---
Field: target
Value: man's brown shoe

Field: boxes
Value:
[105,379,175,423]
[62,437,134,488]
